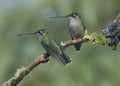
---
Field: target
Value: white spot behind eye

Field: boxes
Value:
[40,31,43,33]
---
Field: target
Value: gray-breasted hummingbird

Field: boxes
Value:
[50,12,86,51]
[17,29,71,66]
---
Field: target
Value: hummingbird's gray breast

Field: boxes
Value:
[69,21,85,39]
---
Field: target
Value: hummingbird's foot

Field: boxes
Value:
[40,53,50,63]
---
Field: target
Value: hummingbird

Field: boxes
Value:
[50,12,86,51]
[17,29,71,66]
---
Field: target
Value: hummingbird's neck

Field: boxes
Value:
[69,16,82,25]
[37,32,48,41]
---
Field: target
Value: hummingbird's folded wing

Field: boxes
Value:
[43,44,71,65]
[69,28,82,51]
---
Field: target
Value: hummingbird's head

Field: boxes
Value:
[67,12,79,18]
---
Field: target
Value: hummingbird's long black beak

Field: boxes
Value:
[49,15,68,18]
[16,32,36,36]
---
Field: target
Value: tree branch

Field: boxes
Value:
[62,38,89,48]
[4,38,88,86]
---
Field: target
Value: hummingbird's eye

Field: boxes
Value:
[73,14,76,17]
[71,14,76,17]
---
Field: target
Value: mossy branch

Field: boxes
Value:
[4,53,49,86]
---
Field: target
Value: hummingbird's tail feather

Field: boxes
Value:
[74,43,82,51]
[50,52,71,66]
[44,44,71,66]
[60,54,71,65]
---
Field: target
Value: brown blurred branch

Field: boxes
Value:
[5,53,49,86]
[4,38,88,86]
[62,38,88,48]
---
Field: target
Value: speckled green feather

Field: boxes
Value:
[41,33,63,55]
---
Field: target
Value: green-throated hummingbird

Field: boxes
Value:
[17,29,71,66]
[50,12,86,51]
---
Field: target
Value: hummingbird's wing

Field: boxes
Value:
[44,44,71,65]
[41,35,71,65]
[69,28,82,51]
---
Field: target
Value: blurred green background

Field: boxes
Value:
[0,0,120,86]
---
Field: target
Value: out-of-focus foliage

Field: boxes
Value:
[0,0,120,86]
